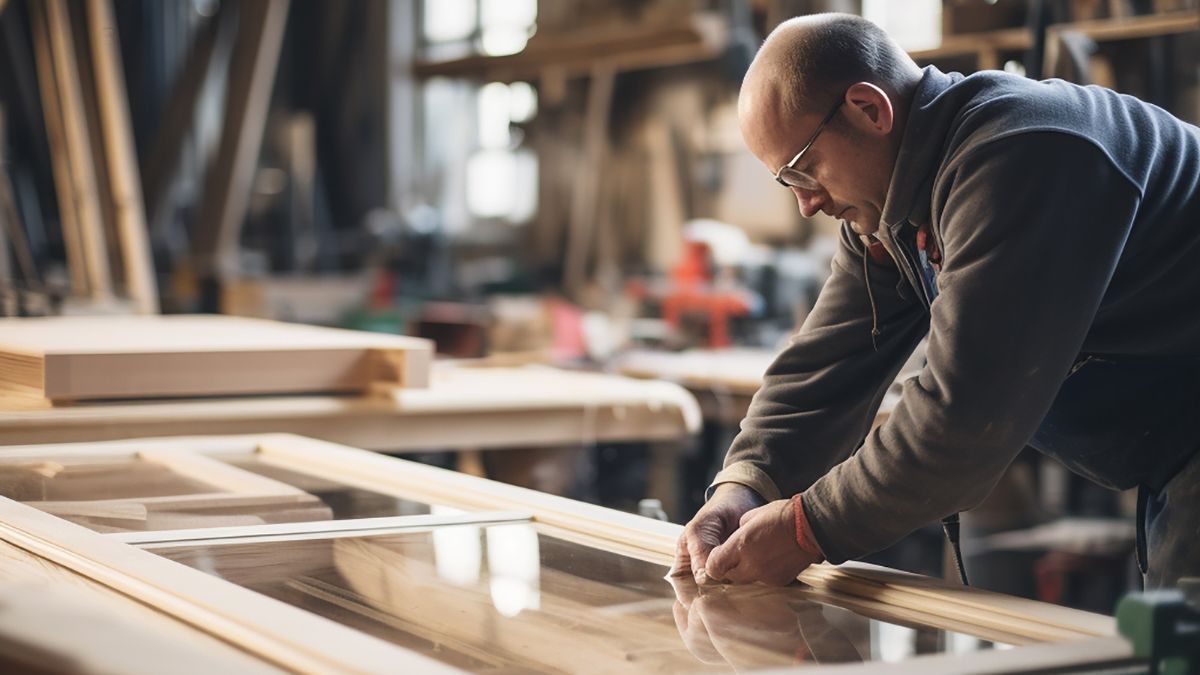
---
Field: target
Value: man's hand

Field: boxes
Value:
[704,497,822,585]
[670,483,765,583]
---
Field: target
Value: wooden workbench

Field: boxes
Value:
[615,348,774,425]
[0,363,701,518]
[0,362,701,450]
[615,346,923,426]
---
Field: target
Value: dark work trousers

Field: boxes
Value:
[1029,357,1200,589]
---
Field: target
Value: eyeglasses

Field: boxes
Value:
[773,98,844,191]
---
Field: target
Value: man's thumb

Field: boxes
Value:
[705,542,734,582]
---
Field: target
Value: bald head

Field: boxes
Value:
[740,14,922,126]
[738,15,924,235]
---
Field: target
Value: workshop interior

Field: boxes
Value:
[0,0,1198,673]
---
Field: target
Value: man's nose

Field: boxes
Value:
[793,187,825,218]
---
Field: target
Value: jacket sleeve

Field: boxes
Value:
[803,133,1142,563]
[709,222,929,502]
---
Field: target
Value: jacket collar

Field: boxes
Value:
[880,66,963,235]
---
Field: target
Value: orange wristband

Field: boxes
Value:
[790,493,825,561]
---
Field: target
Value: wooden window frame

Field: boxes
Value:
[0,434,1135,673]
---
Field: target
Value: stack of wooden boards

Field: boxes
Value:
[0,314,433,403]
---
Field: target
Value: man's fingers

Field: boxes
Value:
[687,535,713,583]
[705,540,740,583]
[738,504,768,527]
[714,559,754,585]
[685,520,724,582]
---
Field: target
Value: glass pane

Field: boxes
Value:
[0,457,216,502]
[155,525,1004,672]
[220,456,438,519]
[0,456,273,533]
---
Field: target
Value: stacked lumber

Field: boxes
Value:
[0,314,433,402]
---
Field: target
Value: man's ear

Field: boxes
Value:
[844,82,895,134]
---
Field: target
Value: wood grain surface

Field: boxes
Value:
[0,315,433,400]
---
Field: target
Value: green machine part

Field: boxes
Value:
[1116,582,1200,675]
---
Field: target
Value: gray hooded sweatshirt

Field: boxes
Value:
[711,66,1200,564]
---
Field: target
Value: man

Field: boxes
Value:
[672,13,1200,590]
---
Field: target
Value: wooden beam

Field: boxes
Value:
[0,546,286,675]
[562,64,615,294]
[141,8,230,235]
[909,27,1033,64]
[66,0,119,288]
[85,0,158,313]
[192,0,289,282]
[137,449,307,496]
[1052,9,1200,42]
[0,109,34,285]
[1,5,50,188]
[29,1,89,294]
[1043,11,1200,76]
[411,15,727,82]
[0,171,9,283]
[43,0,114,300]
[0,314,434,402]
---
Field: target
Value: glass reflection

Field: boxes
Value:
[0,454,445,534]
[485,523,540,616]
[0,458,214,502]
[222,457,437,519]
[872,620,917,662]
[669,576,864,668]
[431,505,482,587]
[155,525,1003,673]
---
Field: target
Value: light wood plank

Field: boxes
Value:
[142,8,229,233]
[29,1,88,293]
[0,541,286,674]
[192,0,289,282]
[412,14,727,82]
[44,0,113,299]
[563,63,615,293]
[0,363,697,449]
[0,315,433,401]
[138,449,307,496]
[84,0,158,314]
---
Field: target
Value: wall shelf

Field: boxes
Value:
[411,14,728,83]
[910,27,1033,70]
[1049,9,1200,42]
[908,9,1198,72]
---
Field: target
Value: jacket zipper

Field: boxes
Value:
[887,225,934,309]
